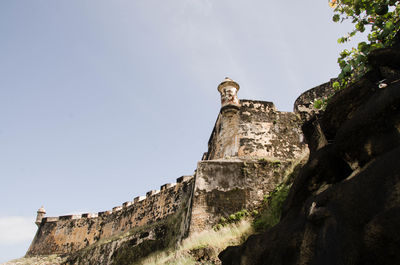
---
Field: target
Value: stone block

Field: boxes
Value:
[177,175,192,183]
[146,190,159,197]
[134,196,146,203]
[42,217,59,223]
[59,214,81,220]
[122,201,132,208]
[161,183,173,191]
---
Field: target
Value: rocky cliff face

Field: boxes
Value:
[219,39,400,265]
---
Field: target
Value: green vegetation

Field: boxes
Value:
[314,0,400,110]
[252,181,292,232]
[258,157,268,163]
[135,221,253,265]
[252,157,305,232]
[313,96,331,111]
[331,0,400,88]
[213,209,255,231]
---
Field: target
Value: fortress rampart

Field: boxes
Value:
[26,77,328,263]
[27,176,194,256]
[190,87,308,232]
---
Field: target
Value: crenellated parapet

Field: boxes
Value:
[41,216,59,223]
[27,176,194,256]
[34,176,192,227]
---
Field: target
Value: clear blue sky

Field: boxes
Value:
[0,1,362,262]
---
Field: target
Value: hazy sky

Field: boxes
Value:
[0,1,363,262]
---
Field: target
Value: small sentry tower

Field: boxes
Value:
[35,206,46,226]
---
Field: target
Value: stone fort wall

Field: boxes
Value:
[27,176,194,256]
[26,78,329,262]
[205,100,306,161]
[190,98,308,233]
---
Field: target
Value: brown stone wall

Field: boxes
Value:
[189,158,306,233]
[191,99,309,233]
[238,100,306,160]
[26,176,194,256]
[205,100,307,161]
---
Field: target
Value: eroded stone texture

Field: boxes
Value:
[205,100,307,161]
[190,93,309,234]
[189,160,301,233]
[64,204,191,265]
[26,177,194,257]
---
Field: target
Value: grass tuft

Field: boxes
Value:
[135,220,253,265]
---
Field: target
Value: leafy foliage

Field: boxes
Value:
[252,182,291,232]
[251,158,306,232]
[313,96,331,111]
[330,0,400,89]
[213,209,255,231]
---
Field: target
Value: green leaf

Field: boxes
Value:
[357,42,369,53]
[313,99,322,109]
[356,22,365,32]
[375,4,389,15]
[343,64,352,74]
[340,49,350,58]
[332,81,340,90]
[339,59,347,68]
[355,54,366,64]
[333,14,341,22]
[337,37,345,44]
[380,29,390,38]
[385,21,394,31]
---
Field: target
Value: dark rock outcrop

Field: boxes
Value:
[219,43,400,265]
[294,80,335,123]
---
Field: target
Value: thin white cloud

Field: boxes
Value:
[0,217,37,245]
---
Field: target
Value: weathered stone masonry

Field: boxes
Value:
[26,77,317,262]
[205,99,305,161]
[189,159,300,232]
[190,78,308,233]
[27,176,194,256]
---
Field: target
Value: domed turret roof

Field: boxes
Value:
[37,206,46,213]
[217,77,240,93]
